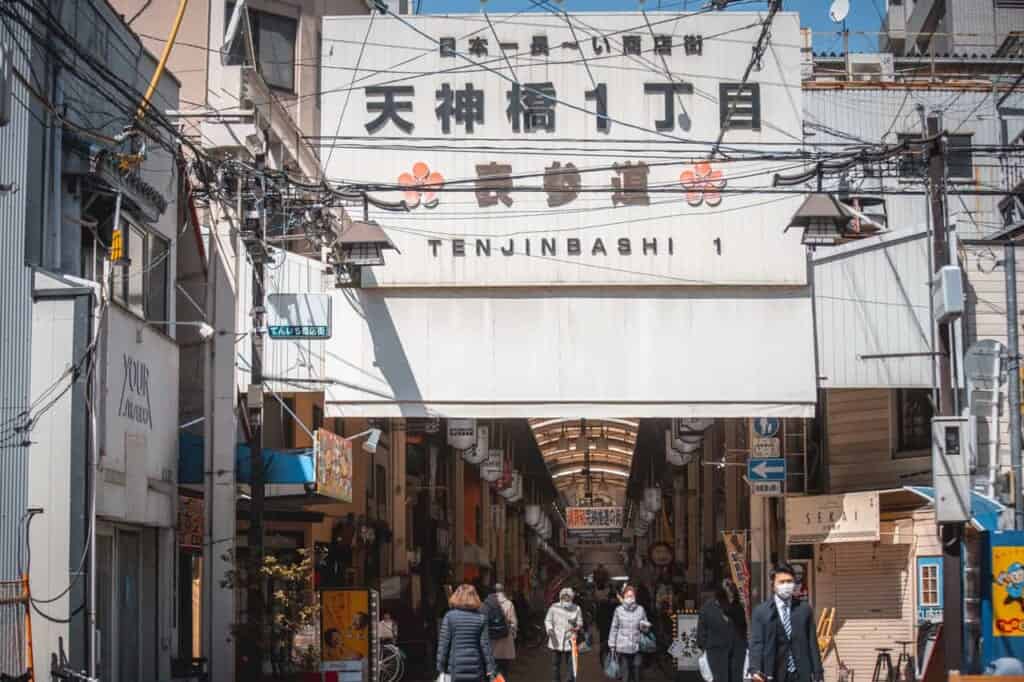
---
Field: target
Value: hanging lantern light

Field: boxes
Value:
[499,472,522,501]
[643,487,662,512]
[480,448,503,482]
[525,504,542,527]
[447,418,477,451]
[463,424,489,465]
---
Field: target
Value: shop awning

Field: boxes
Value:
[317,289,817,419]
[178,433,314,485]
[902,485,1006,531]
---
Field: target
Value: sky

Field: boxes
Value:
[417,0,887,52]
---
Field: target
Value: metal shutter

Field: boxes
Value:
[815,542,914,680]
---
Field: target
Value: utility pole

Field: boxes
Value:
[927,114,963,672]
[1007,244,1024,531]
[245,153,267,677]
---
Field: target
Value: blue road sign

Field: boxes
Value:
[752,417,780,438]
[748,457,786,481]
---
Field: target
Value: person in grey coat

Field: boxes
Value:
[608,585,651,682]
[545,587,583,682]
[437,584,497,682]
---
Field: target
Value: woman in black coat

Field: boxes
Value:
[437,584,497,682]
[697,579,747,682]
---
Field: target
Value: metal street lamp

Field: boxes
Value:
[785,193,855,246]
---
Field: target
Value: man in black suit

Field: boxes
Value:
[748,563,824,682]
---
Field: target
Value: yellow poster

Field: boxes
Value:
[322,589,371,663]
[992,545,1024,637]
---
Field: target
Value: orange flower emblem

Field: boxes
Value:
[679,161,726,207]
[398,161,444,209]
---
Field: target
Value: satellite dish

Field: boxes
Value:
[829,0,850,23]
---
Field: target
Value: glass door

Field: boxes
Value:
[117,529,141,682]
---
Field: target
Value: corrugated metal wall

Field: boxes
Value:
[804,88,1022,241]
[0,7,35,580]
[0,6,36,677]
[813,230,933,388]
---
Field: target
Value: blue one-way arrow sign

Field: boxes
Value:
[748,457,786,481]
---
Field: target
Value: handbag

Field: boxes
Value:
[639,631,658,654]
[698,652,714,682]
[437,674,451,682]
[603,652,622,680]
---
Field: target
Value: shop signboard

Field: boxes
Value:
[315,428,354,503]
[267,293,331,339]
[982,530,1024,665]
[722,530,751,624]
[566,506,624,532]
[321,588,376,674]
[785,492,880,545]
[177,495,203,551]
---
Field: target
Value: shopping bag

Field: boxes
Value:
[603,652,622,680]
[437,674,451,682]
[698,652,714,682]
[639,631,658,654]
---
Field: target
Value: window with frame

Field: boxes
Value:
[897,132,973,181]
[111,217,169,326]
[895,388,933,454]
[919,562,940,606]
[225,3,297,92]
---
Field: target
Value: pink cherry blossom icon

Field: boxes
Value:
[398,161,444,209]
[679,161,726,207]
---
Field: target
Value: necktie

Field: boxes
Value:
[781,602,797,673]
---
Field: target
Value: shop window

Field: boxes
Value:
[111,217,170,328]
[895,388,933,455]
[897,133,973,181]
[916,557,943,624]
[225,3,297,92]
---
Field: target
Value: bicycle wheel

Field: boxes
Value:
[380,644,403,682]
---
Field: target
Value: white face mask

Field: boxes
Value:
[624,596,636,605]
[561,599,573,608]
[775,581,796,600]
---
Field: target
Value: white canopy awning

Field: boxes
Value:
[318,287,816,419]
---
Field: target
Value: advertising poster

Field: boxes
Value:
[992,545,1024,637]
[723,530,751,624]
[789,559,813,605]
[316,429,354,503]
[321,589,372,672]
[672,613,702,671]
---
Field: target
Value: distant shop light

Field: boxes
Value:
[552,467,629,479]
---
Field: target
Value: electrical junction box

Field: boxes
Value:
[933,416,971,523]
[933,265,964,323]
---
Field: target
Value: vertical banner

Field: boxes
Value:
[722,530,752,625]
[982,530,1024,666]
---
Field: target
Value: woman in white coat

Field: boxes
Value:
[545,587,582,682]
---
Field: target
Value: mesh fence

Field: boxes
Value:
[0,579,27,677]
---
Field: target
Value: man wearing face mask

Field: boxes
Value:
[545,587,583,682]
[748,563,823,682]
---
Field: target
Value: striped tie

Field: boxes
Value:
[781,601,797,674]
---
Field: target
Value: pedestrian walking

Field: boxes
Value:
[748,563,824,682]
[485,583,518,679]
[595,581,616,661]
[697,579,747,682]
[546,587,583,682]
[608,585,651,682]
[437,584,498,682]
